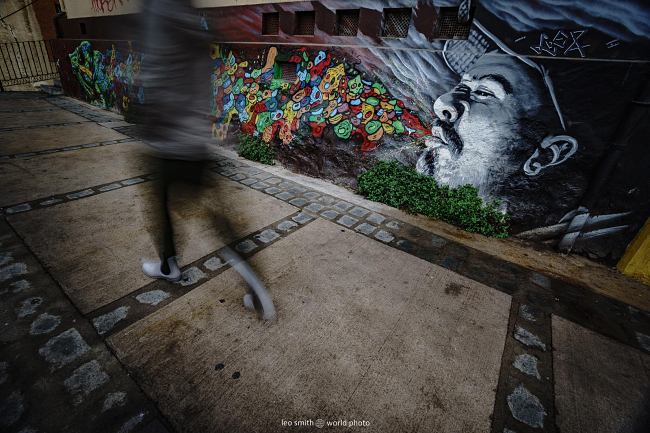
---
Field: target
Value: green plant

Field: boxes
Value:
[357,161,509,237]
[237,133,276,165]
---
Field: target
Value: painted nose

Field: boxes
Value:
[433,92,463,123]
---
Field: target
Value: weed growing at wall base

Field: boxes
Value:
[358,161,509,237]
[237,133,276,165]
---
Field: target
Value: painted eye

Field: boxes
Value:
[474,89,494,98]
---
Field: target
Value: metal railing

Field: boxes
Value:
[0,40,60,91]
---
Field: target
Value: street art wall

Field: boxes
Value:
[68,40,143,112]
[55,0,650,264]
[210,45,429,151]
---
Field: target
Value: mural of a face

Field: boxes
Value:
[416,55,577,198]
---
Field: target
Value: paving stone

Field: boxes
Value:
[93,306,130,335]
[265,177,282,185]
[178,267,207,287]
[251,182,269,190]
[254,172,274,181]
[235,239,258,254]
[66,189,94,200]
[135,290,170,306]
[303,191,320,200]
[513,353,541,379]
[275,192,294,201]
[430,234,448,248]
[530,272,551,289]
[279,181,294,189]
[16,296,43,318]
[337,215,358,228]
[6,203,31,214]
[0,262,27,282]
[122,177,145,186]
[507,384,546,428]
[0,252,12,266]
[102,391,127,412]
[98,183,122,192]
[375,230,395,243]
[254,229,280,244]
[277,220,298,232]
[288,186,307,194]
[366,213,386,225]
[203,256,226,271]
[333,201,353,212]
[29,313,62,335]
[355,223,377,235]
[292,213,313,225]
[64,360,110,405]
[0,391,24,427]
[264,186,281,195]
[9,279,30,293]
[386,221,401,230]
[230,173,246,181]
[519,305,538,322]
[319,195,336,205]
[635,332,650,352]
[514,326,546,351]
[304,203,324,213]
[349,206,369,218]
[240,178,257,186]
[38,328,90,370]
[321,209,339,220]
[117,412,146,433]
[39,197,63,206]
[289,198,308,207]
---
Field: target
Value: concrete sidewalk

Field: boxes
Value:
[1,92,649,433]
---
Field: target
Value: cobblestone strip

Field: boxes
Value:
[0,218,173,433]
[85,210,316,339]
[45,97,119,124]
[213,156,650,355]
[0,120,93,133]
[0,137,133,160]
[491,299,557,433]
[0,107,62,113]
[0,174,154,216]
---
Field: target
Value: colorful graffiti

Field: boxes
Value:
[210,45,428,151]
[69,40,143,112]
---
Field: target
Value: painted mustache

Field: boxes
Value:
[433,119,464,157]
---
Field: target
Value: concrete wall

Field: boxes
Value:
[52,0,650,264]
[0,0,44,42]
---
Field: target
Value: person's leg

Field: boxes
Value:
[141,156,181,281]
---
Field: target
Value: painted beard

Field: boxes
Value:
[415,120,493,198]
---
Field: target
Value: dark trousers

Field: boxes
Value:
[149,157,207,270]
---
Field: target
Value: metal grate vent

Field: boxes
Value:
[278,61,297,83]
[295,11,315,36]
[337,9,359,37]
[436,7,471,40]
[382,8,411,38]
[262,12,279,35]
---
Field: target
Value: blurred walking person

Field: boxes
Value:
[137,0,276,321]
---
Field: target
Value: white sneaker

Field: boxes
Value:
[142,257,182,282]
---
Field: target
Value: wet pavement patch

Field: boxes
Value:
[93,306,130,335]
[29,313,62,335]
[38,328,91,370]
[507,384,546,428]
[444,282,464,296]
[64,360,110,405]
